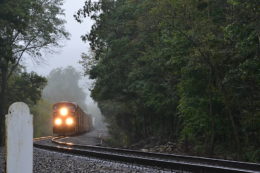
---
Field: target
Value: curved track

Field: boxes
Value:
[34,136,260,173]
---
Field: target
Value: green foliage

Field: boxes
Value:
[78,0,260,161]
[7,71,47,106]
[31,99,53,137]
[0,68,48,137]
[0,0,69,68]
[0,0,68,145]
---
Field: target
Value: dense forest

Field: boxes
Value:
[77,0,260,161]
[0,0,259,163]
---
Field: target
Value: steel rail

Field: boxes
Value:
[51,138,260,173]
[33,137,260,173]
[33,136,53,141]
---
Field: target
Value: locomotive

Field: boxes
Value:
[52,101,92,136]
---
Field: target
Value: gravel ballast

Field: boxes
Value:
[0,147,175,173]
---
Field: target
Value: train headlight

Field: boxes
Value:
[54,118,62,126]
[66,117,74,125]
[59,107,68,116]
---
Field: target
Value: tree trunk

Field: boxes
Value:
[0,64,8,146]
[208,96,215,156]
[227,108,241,159]
[207,67,215,156]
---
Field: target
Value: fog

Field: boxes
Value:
[24,0,107,130]
[26,0,92,75]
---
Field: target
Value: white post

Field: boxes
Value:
[5,102,33,173]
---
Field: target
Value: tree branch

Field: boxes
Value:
[7,36,38,79]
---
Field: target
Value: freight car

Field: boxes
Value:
[52,101,92,136]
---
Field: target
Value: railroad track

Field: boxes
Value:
[33,136,53,141]
[34,136,260,173]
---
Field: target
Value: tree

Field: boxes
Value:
[78,0,260,161]
[4,68,50,138]
[42,66,87,110]
[31,99,53,137]
[0,0,68,144]
[7,70,47,106]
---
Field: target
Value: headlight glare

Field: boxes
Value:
[66,117,73,125]
[54,118,62,126]
[60,107,68,116]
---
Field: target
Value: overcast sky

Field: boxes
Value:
[26,0,93,76]
[25,0,96,104]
